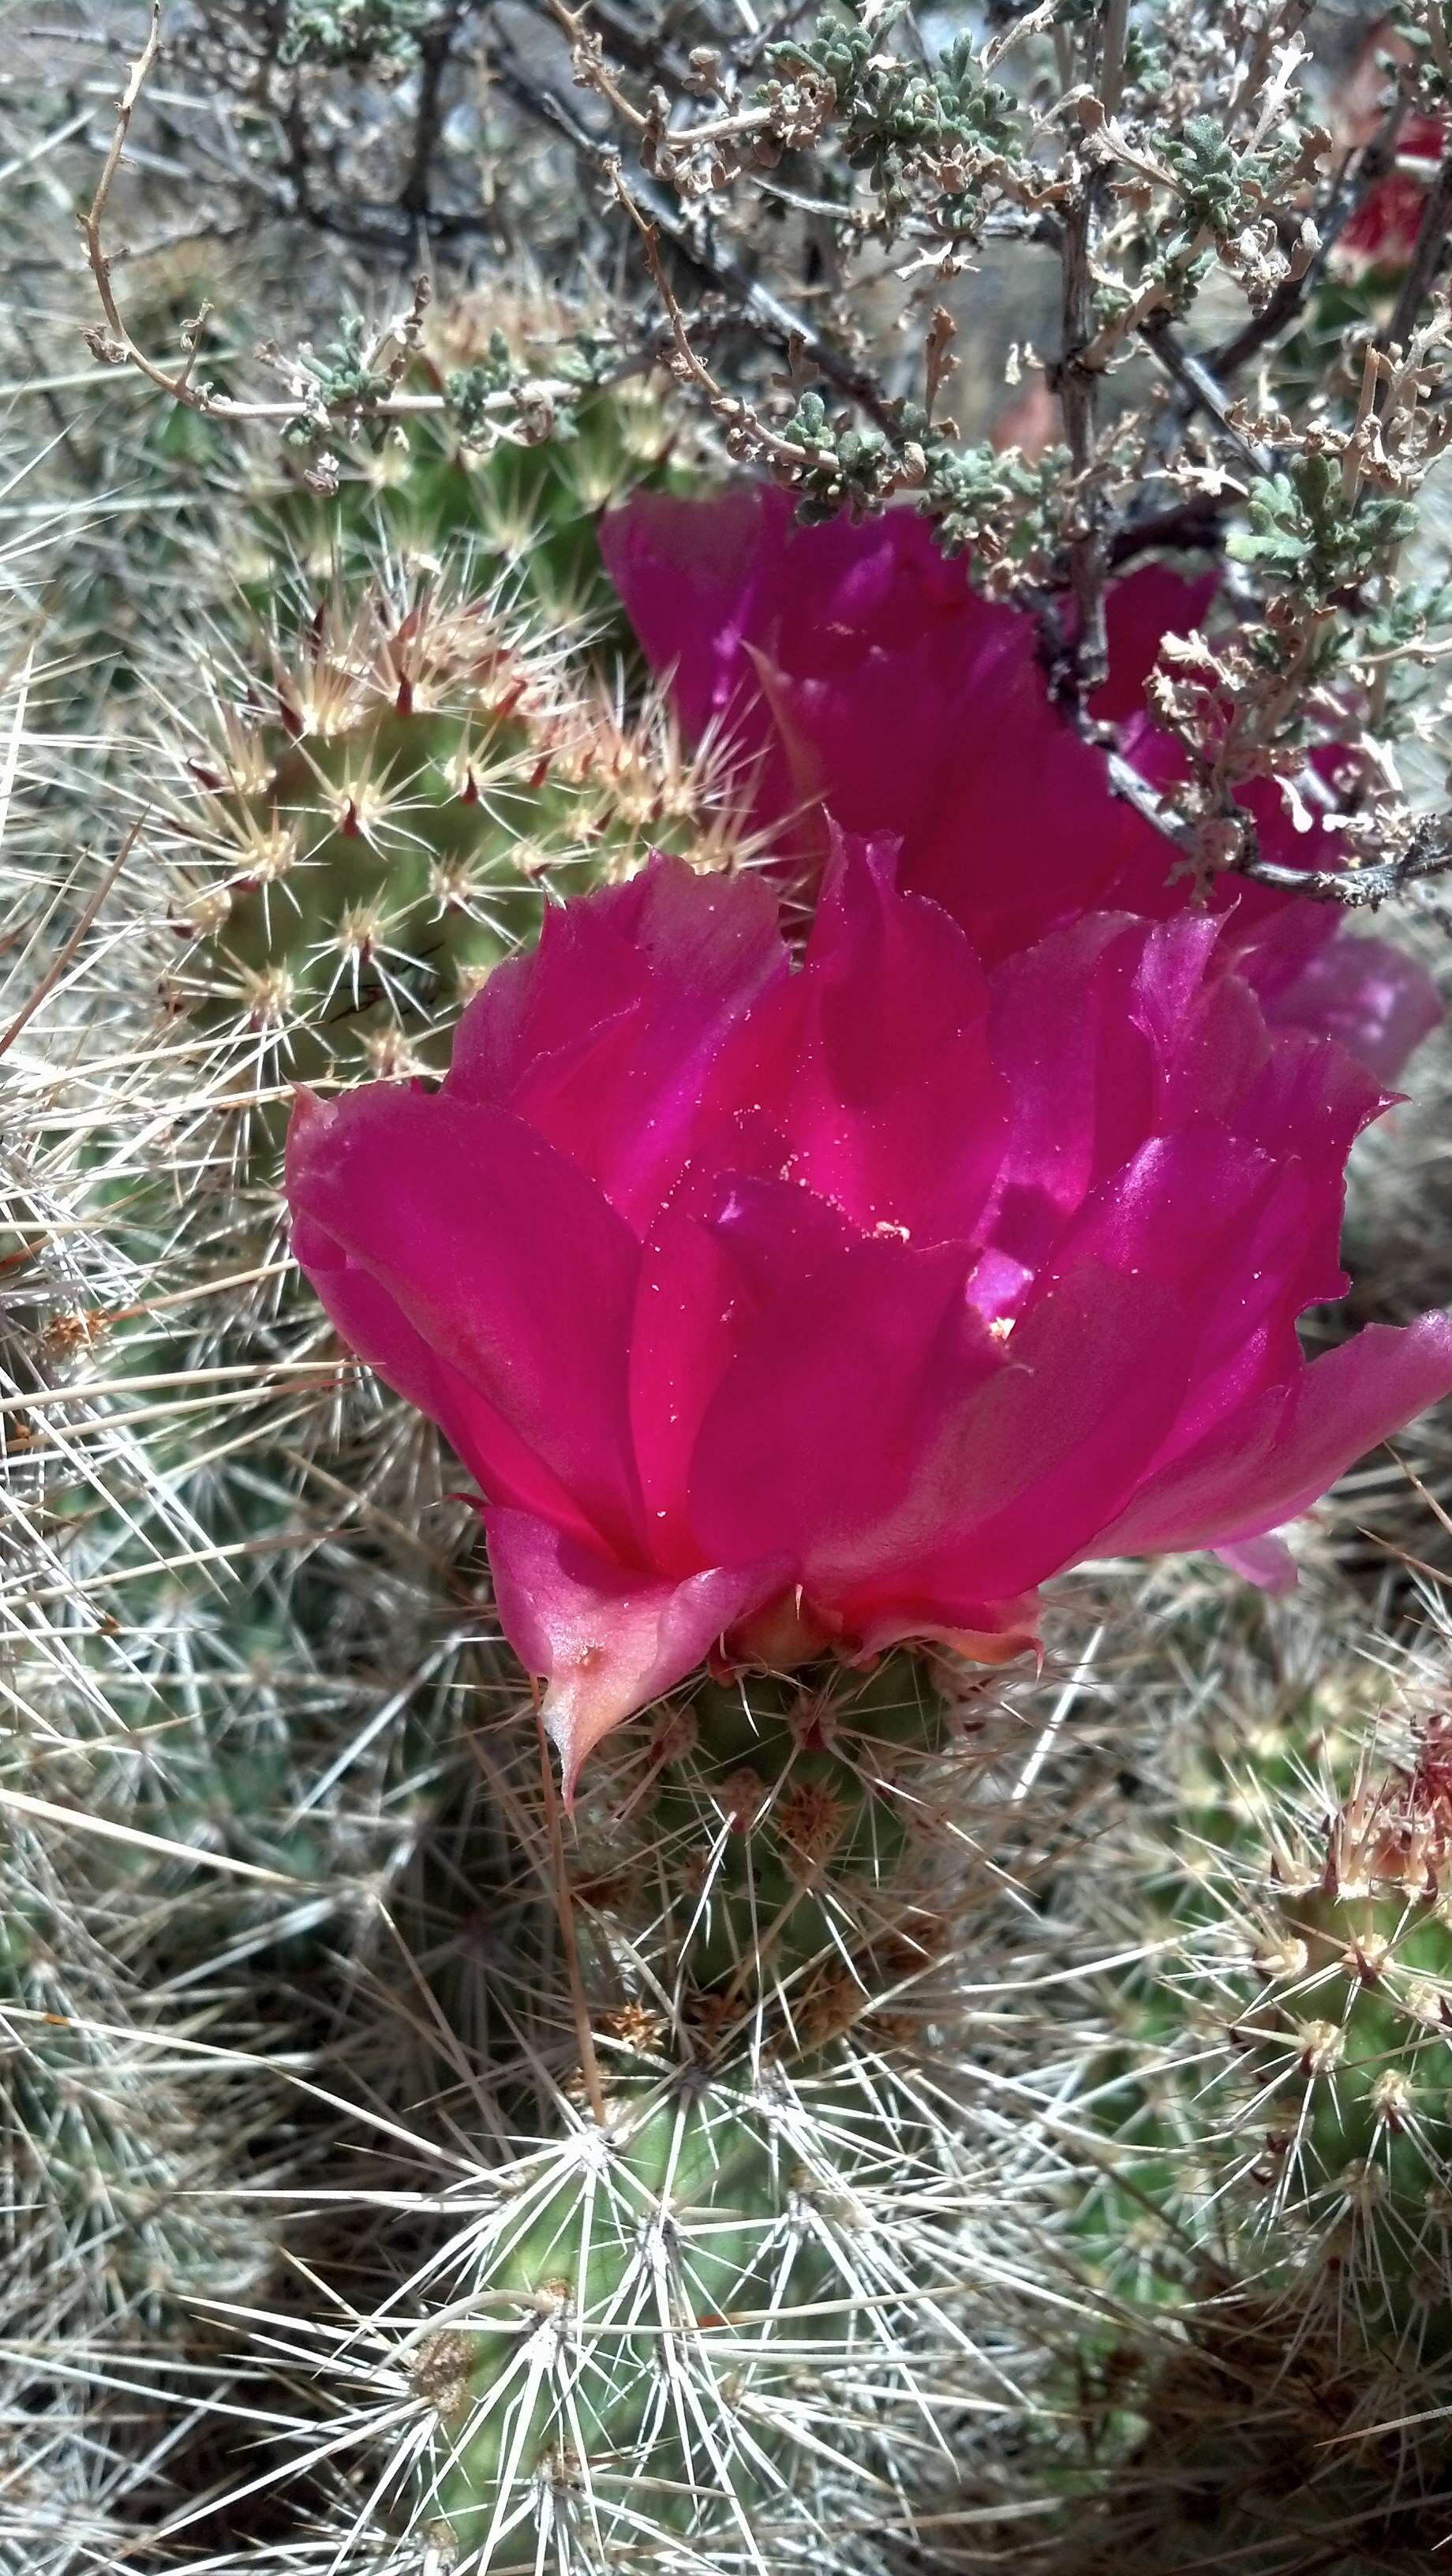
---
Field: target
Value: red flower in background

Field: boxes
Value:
[601,485,1441,1086]
[1334,17,1444,276]
[1339,118,1442,271]
[286,849,1452,1790]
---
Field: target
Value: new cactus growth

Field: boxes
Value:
[1221,1724,1452,2345]
[161,575,724,1120]
[259,378,679,641]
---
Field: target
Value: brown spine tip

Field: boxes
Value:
[1321,1841,1340,1899]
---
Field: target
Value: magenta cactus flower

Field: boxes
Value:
[601,486,1440,1085]
[286,846,1452,1791]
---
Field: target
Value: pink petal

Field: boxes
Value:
[984,913,1222,1273]
[627,1194,738,1574]
[1147,957,1274,1132]
[704,1165,861,1294]
[828,1261,1192,1616]
[687,1241,1192,1627]
[600,485,789,741]
[442,897,645,1108]
[1098,1314,1452,1559]
[1264,928,1443,1086]
[1214,1534,1299,1590]
[1220,1019,1389,1312]
[627,1138,858,1573]
[1031,1125,1306,1425]
[484,1506,787,1795]
[801,834,991,1079]
[982,910,1389,1319]
[288,1104,595,1537]
[774,499,970,652]
[708,837,1005,1242]
[846,1596,1043,1666]
[687,1234,1002,1584]
[1226,1013,1387,1166]
[902,639,1172,957]
[446,854,788,1228]
[285,1083,645,1556]
[751,631,990,874]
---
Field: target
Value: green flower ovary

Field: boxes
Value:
[574,1649,959,2002]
